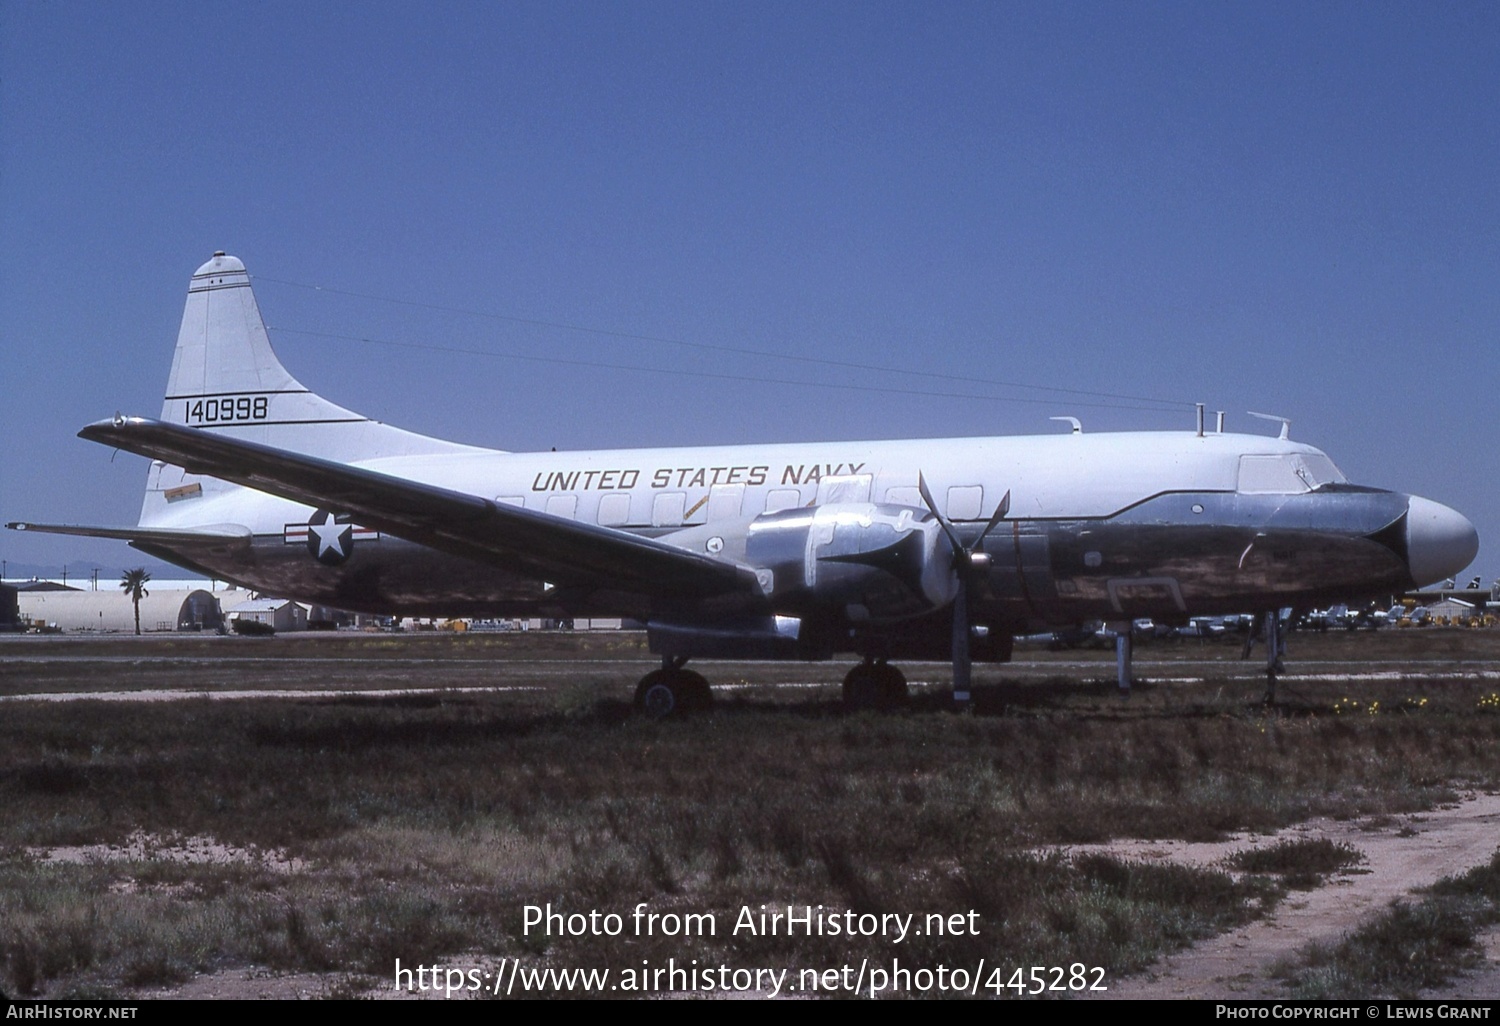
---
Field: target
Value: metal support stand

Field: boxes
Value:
[1263,610,1284,704]
[952,587,971,710]
[1115,627,1132,695]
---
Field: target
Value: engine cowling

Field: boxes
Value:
[744,503,959,624]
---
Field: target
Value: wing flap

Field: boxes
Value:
[77,417,758,600]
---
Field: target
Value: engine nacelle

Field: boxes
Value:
[745,503,958,624]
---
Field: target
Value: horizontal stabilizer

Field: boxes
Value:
[77,416,761,600]
[7,521,252,550]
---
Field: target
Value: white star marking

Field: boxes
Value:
[308,514,348,559]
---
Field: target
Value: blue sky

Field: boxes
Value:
[2,1,1495,584]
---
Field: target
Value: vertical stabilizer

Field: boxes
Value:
[142,252,485,525]
[163,254,305,408]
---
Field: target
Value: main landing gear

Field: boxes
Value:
[842,659,908,711]
[634,656,915,717]
[634,657,712,718]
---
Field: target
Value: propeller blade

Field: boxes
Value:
[917,473,965,557]
[973,489,1011,550]
[918,471,998,709]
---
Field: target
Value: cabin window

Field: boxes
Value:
[652,492,686,526]
[495,495,525,508]
[946,485,983,520]
[884,486,923,508]
[708,484,745,522]
[597,493,631,526]
[545,494,578,519]
[763,489,801,514]
[816,474,872,505]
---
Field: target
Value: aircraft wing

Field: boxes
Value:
[75,417,761,600]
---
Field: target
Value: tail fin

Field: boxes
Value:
[142,252,484,525]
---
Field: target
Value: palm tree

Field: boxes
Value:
[120,568,151,635]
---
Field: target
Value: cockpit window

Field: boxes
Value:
[1297,453,1346,488]
[1238,454,1347,494]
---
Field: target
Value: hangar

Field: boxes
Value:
[18,588,224,633]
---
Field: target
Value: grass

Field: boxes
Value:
[3,631,1500,997]
[1227,838,1366,889]
[1279,849,1500,999]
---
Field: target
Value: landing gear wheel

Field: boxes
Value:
[842,661,908,711]
[843,665,878,710]
[634,669,712,718]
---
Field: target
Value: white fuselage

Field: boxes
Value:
[130,425,1431,638]
[146,428,1325,538]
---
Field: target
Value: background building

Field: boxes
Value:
[226,598,308,633]
[18,588,224,632]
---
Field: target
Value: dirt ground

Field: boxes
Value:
[1076,791,1500,999]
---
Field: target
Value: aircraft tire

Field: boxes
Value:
[842,662,907,712]
[635,669,712,718]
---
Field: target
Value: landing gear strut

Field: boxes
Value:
[634,657,712,718]
[1242,610,1287,704]
[842,659,908,711]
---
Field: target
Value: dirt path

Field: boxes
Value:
[1078,791,1500,999]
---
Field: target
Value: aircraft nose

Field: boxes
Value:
[1405,496,1479,587]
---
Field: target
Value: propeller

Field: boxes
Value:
[917,474,1011,707]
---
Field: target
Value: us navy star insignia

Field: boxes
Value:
[306,510,354,566]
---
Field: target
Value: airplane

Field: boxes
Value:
[1403,575,1498,610]
[8,253,1481,713]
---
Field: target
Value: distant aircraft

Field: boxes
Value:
[1404,575,1498,610]
[9,254,1480,712]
